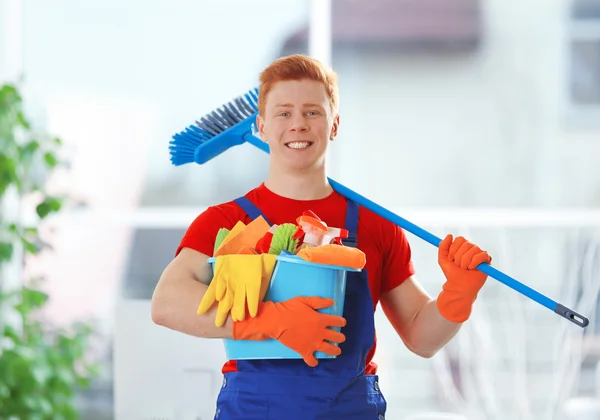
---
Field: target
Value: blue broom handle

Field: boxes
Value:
[245,135,588,327]
[327,178,588,328]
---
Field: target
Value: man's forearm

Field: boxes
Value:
[151,272,233,339]
[405,298,462,358]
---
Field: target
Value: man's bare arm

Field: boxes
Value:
[380,276,461,358]
[150,247,233,338]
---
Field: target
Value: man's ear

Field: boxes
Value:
[256,114,267,141]
[330,114,340,141]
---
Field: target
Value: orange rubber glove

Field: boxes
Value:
[233,296,346,367]
[437,234,492,323]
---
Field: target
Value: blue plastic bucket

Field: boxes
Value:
[207,253,361,360]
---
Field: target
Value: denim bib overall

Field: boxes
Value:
[213,196,387,419]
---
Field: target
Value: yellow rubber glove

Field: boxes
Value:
[197,254,277,327]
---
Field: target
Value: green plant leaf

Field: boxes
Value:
[0,382,10,398]
[43,151,58,168]
[36,196,62,219]
[19,140,40,161]
[0,241,14,262]
[21,286,49,310]
[16,110,31,129]
[87,362,102,377]
[23,226,38,235]
[38,397,54,416]
[0,153,18,196]
[21,237,40,254]
[0,83,20,107]
[31,362,52,384]
[3,324,21,345]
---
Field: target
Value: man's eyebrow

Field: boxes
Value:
[274,103,324,108]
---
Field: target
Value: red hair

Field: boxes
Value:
[258,54,339,115]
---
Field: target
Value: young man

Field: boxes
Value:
[151,54,492,419]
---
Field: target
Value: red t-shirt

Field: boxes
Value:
[177,183,416,375]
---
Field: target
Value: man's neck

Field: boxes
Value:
[264,167,333,201]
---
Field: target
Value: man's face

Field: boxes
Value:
[257,79,339,172]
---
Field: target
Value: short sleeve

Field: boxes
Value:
[380,224,416,293]
[176,206,238,257]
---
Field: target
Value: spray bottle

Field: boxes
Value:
[295,210,349,250]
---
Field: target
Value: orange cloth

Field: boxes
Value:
[233,296,346,367]
[296,244,366,269]
[436,234,492,323]
[214,216,270,256]
[237,246,259,255]
[215,221,245,252]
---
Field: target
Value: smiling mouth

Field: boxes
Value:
[285,141,313,149]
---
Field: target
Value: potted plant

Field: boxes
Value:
[0,82,100,419]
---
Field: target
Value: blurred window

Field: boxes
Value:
[569,0,600,109]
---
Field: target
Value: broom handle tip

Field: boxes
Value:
[554,303,590,328]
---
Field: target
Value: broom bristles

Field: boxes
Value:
[169,88,259,166]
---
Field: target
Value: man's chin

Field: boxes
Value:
[270,151,326,172]
[285,157,325,173]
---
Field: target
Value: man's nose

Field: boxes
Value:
[290,115,309,132]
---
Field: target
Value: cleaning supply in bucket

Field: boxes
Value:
[197,253,277,326]
[214,221,246,254]
[232,295,347,366]
[255,223,303,255]
[296,210,349,249]
[214,216,270,256]
[297,244,366,269]
[198,209,366,327]
[214,227,230,253]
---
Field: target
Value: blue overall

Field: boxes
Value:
[213,196,387,419]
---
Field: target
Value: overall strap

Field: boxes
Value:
[233,196,271,225]
[343,199,359,248]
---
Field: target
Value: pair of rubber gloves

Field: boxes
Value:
[197,254,277,327]
[436,234,492,323]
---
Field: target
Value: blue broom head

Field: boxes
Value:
[169,87,260,166]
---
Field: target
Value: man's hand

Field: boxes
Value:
[436,234,492,323]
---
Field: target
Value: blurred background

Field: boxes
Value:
[1,0,599,419]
